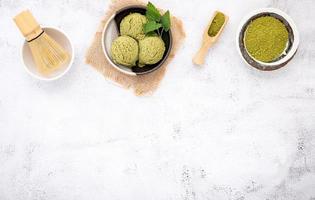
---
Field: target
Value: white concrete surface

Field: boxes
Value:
[0,0,315,199]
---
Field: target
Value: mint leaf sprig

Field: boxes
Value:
[146,2,161,22]
[144,2,171,36]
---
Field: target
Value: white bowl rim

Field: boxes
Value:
[236,8,300,68]
[21,26,75,81]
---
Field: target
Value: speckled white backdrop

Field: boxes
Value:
[0,0,315,199]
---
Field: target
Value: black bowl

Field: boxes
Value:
[102,5,173,76]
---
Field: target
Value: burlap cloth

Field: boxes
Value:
[86,0,185,96]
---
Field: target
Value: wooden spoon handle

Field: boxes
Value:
[193,42,213,65]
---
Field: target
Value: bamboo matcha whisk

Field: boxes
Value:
[14,10,69,75]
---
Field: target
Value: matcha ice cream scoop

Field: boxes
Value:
[120,13,147,40]
[111,36,139,67]
[139,36,166,66]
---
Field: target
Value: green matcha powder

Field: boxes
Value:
[244,16,289,63]
[208,12,225,37]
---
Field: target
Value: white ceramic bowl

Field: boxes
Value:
[101,5,172,76]
[237,8,299,71]
[22,27,74,81]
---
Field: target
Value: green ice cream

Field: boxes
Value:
[111,36,139,67]
[139,36,166,66]
[120,13,147,40]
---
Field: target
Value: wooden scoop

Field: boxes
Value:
[193,11,228,65]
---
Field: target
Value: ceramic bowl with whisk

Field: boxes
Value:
[22,27,74,81]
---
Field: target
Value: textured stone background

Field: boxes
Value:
[0,0,315,199]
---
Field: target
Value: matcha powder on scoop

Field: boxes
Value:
[244,16,289,63]
[208,12,226,37]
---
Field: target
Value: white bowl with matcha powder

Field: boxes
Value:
[237,8,299,71]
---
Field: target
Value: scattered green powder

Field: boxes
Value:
[208,12,225,37]
[244,16,289,62]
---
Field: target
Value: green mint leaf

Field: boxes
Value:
[146,2,161,22]
[144,21,162,34]
[146,32,158,37]
[161,10,171,32]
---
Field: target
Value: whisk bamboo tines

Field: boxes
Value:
[14,10,69,75]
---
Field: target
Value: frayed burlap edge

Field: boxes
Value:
[85,0,185,96]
